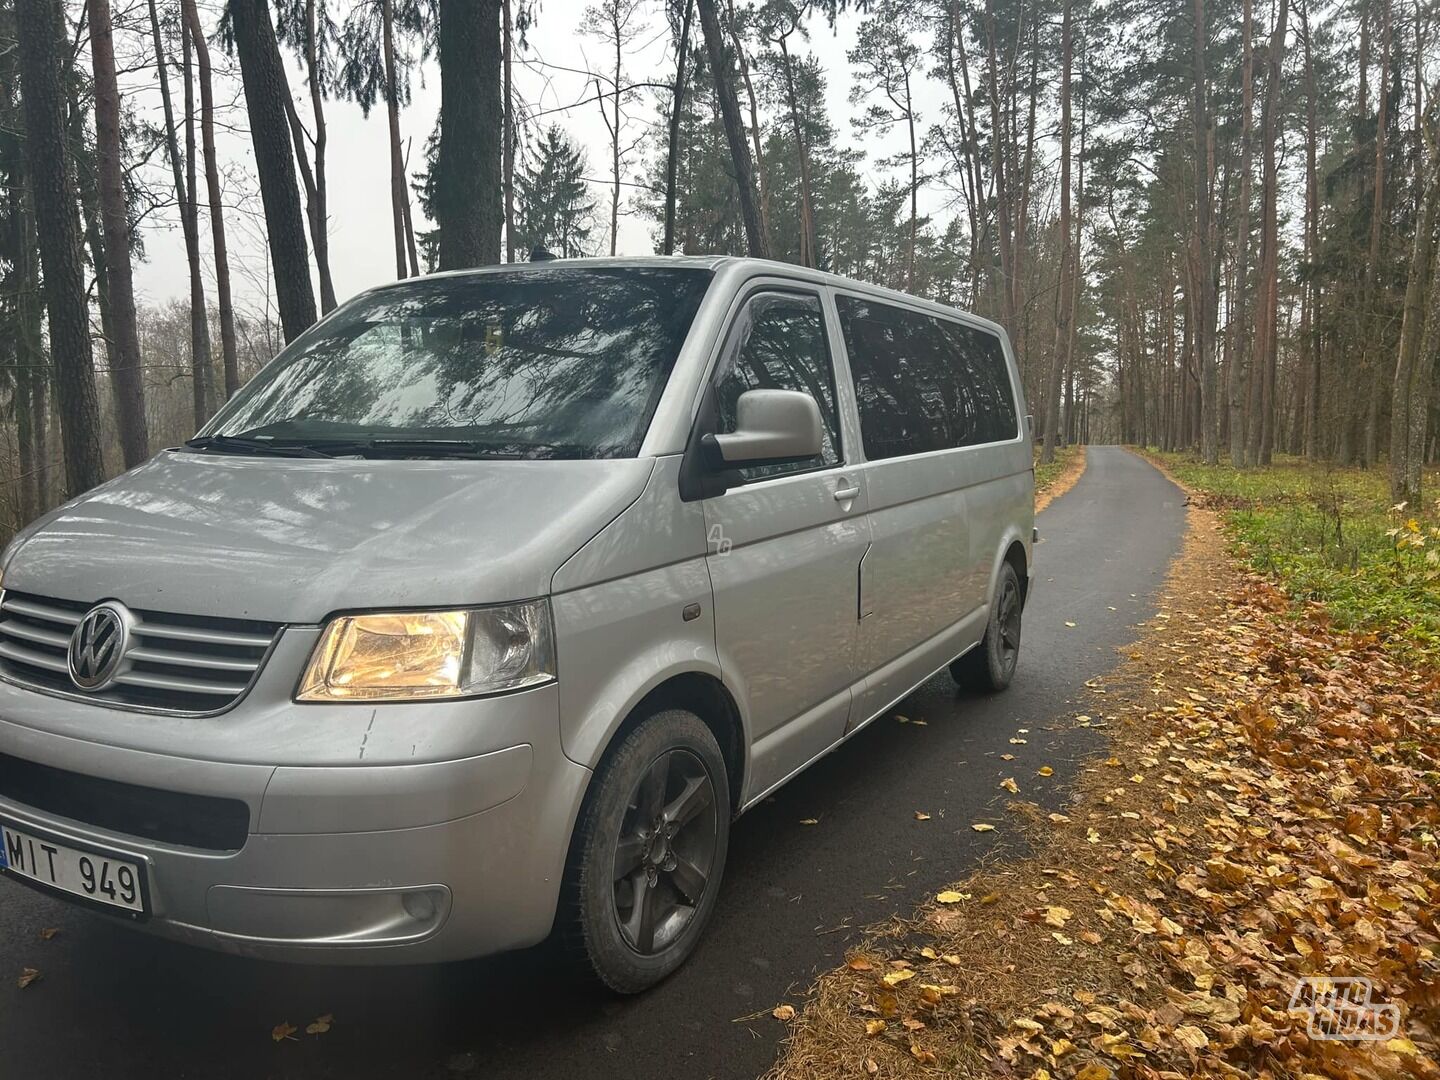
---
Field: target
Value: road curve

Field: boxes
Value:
[0,446,1186,1080]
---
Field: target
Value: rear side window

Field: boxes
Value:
[715,292,842,480]
[835,295,1018,460]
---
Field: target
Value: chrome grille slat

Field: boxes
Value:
[0,620,70,650]
[3,597,83,626]
[0,639,70,674]
[0,590,279,714]
[114,668,248,697]
[131,621,274,649]
[126,645,260,673]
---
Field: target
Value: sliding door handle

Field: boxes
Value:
[832,485,861,502]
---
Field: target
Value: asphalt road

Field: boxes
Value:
[0,446,1186,1080]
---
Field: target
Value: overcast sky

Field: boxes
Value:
[124,1,974,314]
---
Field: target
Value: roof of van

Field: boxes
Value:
[354,255,1008,339]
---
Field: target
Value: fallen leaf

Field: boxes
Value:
[936,890,969,904]
[1000,777,1020,793]
[1064,621,1077,628]
[910,1043,936,1064]
[847,956,874,972]
[971,823,995,832]
[864,1057,879,1075]
[38,928,58,941]
[772,1004,796,1021]
[306,1014,334,1035]
[914,811,931,821]
[1043,906,1072,928]
[881,969,916,986]
[799,818,819,826]
[271,1022,298,1043]
[865,1019,887,1036]
[1037,765,1055,777]
[16,967,39,989]
[1074,1063,1111,1080]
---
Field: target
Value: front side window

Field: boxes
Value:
[836,295,1018,460]
[714,292,842,480]
[205,267,714,459]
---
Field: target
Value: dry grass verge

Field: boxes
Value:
[1035,446,1087,514]
[766,501,1440,1080]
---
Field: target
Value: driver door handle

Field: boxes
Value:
[833,485,860,502]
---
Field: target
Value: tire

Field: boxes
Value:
[950,561,1023,692]
[559,708,731,994]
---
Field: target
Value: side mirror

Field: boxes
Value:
[702,389,824,470]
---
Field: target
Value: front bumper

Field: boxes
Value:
[0,677,592,964]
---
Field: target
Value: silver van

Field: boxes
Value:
[0,257,1032,992]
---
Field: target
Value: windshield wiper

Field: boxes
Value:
[308,438,523,460]
[181,435,333,459]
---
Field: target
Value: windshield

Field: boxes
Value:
[202,267,714,459]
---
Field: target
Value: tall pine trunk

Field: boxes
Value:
[695,0,766,257]
[182,0,240,398]
[503,0,515,262]
[435,0,502,269]
[1191,0,1220,465]
[1229,0,1254,467]
[1300,0,1322,458]
[1255,0,1289,467]
[231,0,318,342]
[149,0,213,428]
[1040,0,1072,465]
[87,0,148,467]
[662,0,694,256]
[1360,0,1391,467]
[16,0,105,495]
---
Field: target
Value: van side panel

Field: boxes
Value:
[550,456,726,772]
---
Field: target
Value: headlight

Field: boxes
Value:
[296,600,556,702]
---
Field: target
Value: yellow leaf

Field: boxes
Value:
[1064,621,1077,628]
[864,1057,879,1075]
[936,890,969,904]
[772,1004,796,1021]
[1044,906,1072,928]
[1386,1038,1419,1056]
[1174,1025,1209,1051]
[914,811,932,821]
[1037,766,1055,777]
[882,969,916,986]
[305,1014,334,1036]
[16,968,40,990]
[1000,777,1020,794]
[972,823,996,832]
[1074,1063,1111,1080]
[38,928,59,942]
[1051,932,1073,945]
[799,818,819,826]
[865,1019,887,1036]
[271,1022,297,1043]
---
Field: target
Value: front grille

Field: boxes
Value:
[0,752,249,851]
[0,591,279,714]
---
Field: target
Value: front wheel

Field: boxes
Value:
[559,709,731,994]
[950,562,1023,692]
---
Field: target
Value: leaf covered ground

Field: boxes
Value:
[767,483,1440,1080]
[1035,446,1085,511]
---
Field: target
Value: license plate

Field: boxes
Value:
[0,823,146,914]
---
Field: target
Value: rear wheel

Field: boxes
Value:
[950,562,1023,692]
[559,709,730,993]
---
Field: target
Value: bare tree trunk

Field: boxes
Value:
[1388,92,1438,504]
[503,0,515,263]
[382,0,410,277]
[1300,0,1322,459]
[230,0,318,342]
[1228,0,1254,467]
[182,0,240,398]
[181,18,218,419]
[16,0,105,494]
[87,0,148,467]
[1256,0,1288,467]
[777,32,816,268]
[151,0,214,428]
[663,0,694,256]
[436,0,502,269]
[1361,0,1391,467]
[726,2,770,253]
[1191,0,1220,465]
[1041,0,1073,465]
[695,0,766,257]
[983,1,1014,340]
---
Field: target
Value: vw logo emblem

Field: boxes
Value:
[68,603,130,691]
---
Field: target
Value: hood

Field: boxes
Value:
[2,450,655,623]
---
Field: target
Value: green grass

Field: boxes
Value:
[1034,445,1081,495]
[1149,451,1440,666]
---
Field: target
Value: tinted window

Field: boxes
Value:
[715,293,842,479]
[836,295,1018,460]
[207,268,713,459]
